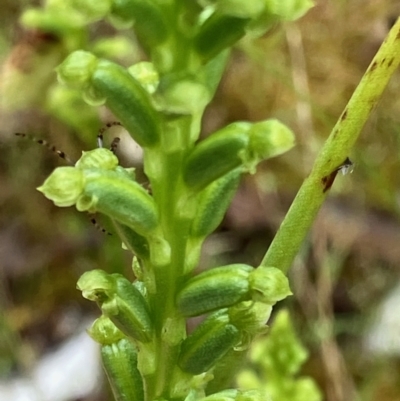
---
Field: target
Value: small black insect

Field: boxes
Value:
[16,123,123,235]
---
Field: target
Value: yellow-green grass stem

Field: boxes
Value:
[261,17,400,273]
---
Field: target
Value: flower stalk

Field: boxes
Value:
[27,1,400,400]
[261,17,400,273]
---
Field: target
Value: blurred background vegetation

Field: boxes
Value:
[1,1,400,400]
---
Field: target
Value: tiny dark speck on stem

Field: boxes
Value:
[341,110,348,121]
[369,61,378,72]
[388,58,394,67]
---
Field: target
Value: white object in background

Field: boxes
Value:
[364,283,400,356]
[0,324,101,401]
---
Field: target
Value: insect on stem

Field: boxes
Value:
[338,157,354,175]
[322,157,354,193]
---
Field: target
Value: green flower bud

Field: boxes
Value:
[217,0,266,18]
[70,0,112,22]
[110,0,169,48]
[115,166,136,181]
[228,301,272,336]
[113,221,150,260]
[90,60,161,147]
[78,269,115,301]
[245,11,277,38]
[82,84,107,106]
[106,276,153,342]
[75,148,119,170]
[92,36,135,60]
[248,266,292,304]
[194,12,249,61]
[77,270,153,342]
[21,7,86,33]
[46,86,99,136]
[37,167,85,207]
[158,80,211,115]
[128,62,159,94]
[177,264,253,317]
[265,0,314,21]
[101,338,145,401]
[178,310,241,374]
[56,50,99,89]
[191,169,241,238]
[183,122,251,190]
[184,119,294,190]
[76,170,158,236]
[88,315,125,345]
[202,48,231,96]
[245,119,295,172]
[247,0,314,37]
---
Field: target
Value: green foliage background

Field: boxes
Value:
[1,1,400,400]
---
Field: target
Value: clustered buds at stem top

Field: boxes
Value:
[195,0,314,62]
[25,0,321,398]
[77,269,153,343]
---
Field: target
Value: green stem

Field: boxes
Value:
[260,17,400,274]
[143,115,195,399]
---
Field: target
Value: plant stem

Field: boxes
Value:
[260,17,400,274]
